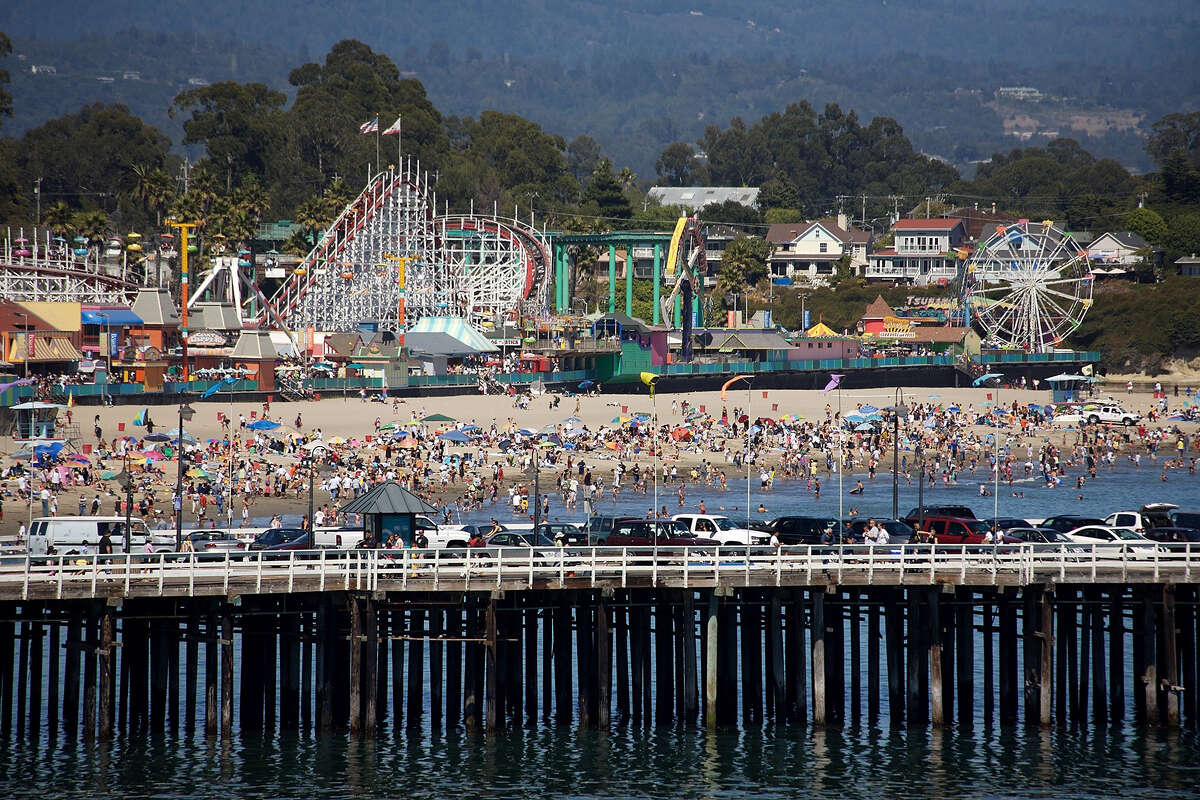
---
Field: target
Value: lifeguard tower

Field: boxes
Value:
[7,400,73,445]
[1046,373,1097,403]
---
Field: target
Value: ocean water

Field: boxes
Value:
[2,720,1197,799]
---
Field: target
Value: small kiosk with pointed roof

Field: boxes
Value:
[339,480,439,547]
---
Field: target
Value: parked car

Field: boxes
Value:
[534,522,586,546]
[601,519,719,548]
[1169,510,1200,529]
[248,528,311,552]
[583,515,627,545]
[26,516,163,556]
[1062,525,1157,554]
[1104,503,1177,534]
[999,528,1087,555]
[1039,515,1107,534]
[905,504,978,521]
[766,516,841,545]
[841,518,914,545]
[183,530,247,558]
[907,515,993,545]
[482,530,564,562]
[1140,527,1200,549]
[673,513,769,546]
[989,516,1033,532]
[434,521,502,549]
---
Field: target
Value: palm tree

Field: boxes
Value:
[42,201,72,239]
[73,210,109,270]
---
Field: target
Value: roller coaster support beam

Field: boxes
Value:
[652,244,662,325]
[622,247,631,317]
[608,246,616,313]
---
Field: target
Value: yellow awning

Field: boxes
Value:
[17,301,81,332]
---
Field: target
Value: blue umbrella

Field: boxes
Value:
[248,419,281,430]
[972,373,1004,387]
[439,430,472,443]
[854,423,875,432]
[578,380,595,389]
[461,424,480,431]
[946,406,960,413]
[859,404,878,414]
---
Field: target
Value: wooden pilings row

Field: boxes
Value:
[1,584,1198,739]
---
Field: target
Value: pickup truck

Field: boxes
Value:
[673,513,769,546]
[1052,404,1139,427]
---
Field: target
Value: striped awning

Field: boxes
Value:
[407,316,498,352]
[7,333,83,363]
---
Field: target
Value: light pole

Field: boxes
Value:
[174,399,195,551]
[15,310,33,537]
[992,374,1004,536]
[117,456,134,555]
[95,311,110,406]
[167,219,197,381]
[891,388,908,520]
[916,443,926,535]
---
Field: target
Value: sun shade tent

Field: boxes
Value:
[339,480,440,547]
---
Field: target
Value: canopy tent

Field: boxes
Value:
[804,321,839,338]
[81,307,143,326]
[407,317,498,352]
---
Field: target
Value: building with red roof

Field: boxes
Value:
[866,217,967,285]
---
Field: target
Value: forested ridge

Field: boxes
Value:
[0,35,1198,373]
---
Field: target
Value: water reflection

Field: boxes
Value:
[1,721,1198,799]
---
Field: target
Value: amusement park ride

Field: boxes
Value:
[0,164,1096,355]
[960,219,1094,352]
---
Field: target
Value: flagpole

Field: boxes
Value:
[375,122,380,177]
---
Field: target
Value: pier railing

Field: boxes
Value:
[4,543,1196,601]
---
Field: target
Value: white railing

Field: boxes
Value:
[2,543,1195,600]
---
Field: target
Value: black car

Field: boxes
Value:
[1040,515,1107,534]
[1170,510,1200,529]
[767,516,841,545]
[248,527,311,552]
[1142,527,1200,548]
[535,522,587,546]
[905,504,977,520]
[842,518,914,545]
[989,516,1033,532]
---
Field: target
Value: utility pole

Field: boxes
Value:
[34,178,42,226]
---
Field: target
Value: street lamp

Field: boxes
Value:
[916,444,926,536]
[891,388,908,520]
[174,400,196,551]
[116,459,134,555]
[95,311,110,406]
[14,311,34,538]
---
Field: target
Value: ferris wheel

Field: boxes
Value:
[963,219,1093,352]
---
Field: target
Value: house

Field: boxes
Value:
[693,329,798,362]
[906,326,981,357]
[866,218,966,284]
[647,187,760,213]
[765,214,871,285]
[1086,232,1162,276]
[1176,255,1200,277]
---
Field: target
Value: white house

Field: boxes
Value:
[1086,231,1155,277]
[765,214,870,285]
[866,218,966,285]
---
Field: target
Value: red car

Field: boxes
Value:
[905,515,992,545]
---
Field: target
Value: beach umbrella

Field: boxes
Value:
[141,450,163,460]
[972,373,1004,387]
[422,413,456,423]
[610,415,631,424]
[859,404,879,414]
[543,434,563,446]
[946,406,960,413]
[854,423,875,432]
[326,436,345,445]
[100,470,118,480]
[439,430,472,443]
[578,380,595,390]
[187,468,209,478]
[67,454,90,464]
[248,419,281,431]
[9,449,33,460]
[517,427,538,436]
[461,424,480,432]
[564,416,583,425]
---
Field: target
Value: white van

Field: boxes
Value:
[27,516,157,556]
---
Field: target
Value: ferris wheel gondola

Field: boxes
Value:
[963,219,1093,352]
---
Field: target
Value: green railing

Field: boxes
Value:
[980,351,1100,364]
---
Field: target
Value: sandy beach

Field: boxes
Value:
[2,383,1195,537]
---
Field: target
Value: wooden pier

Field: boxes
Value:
[0,545,1197,739]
